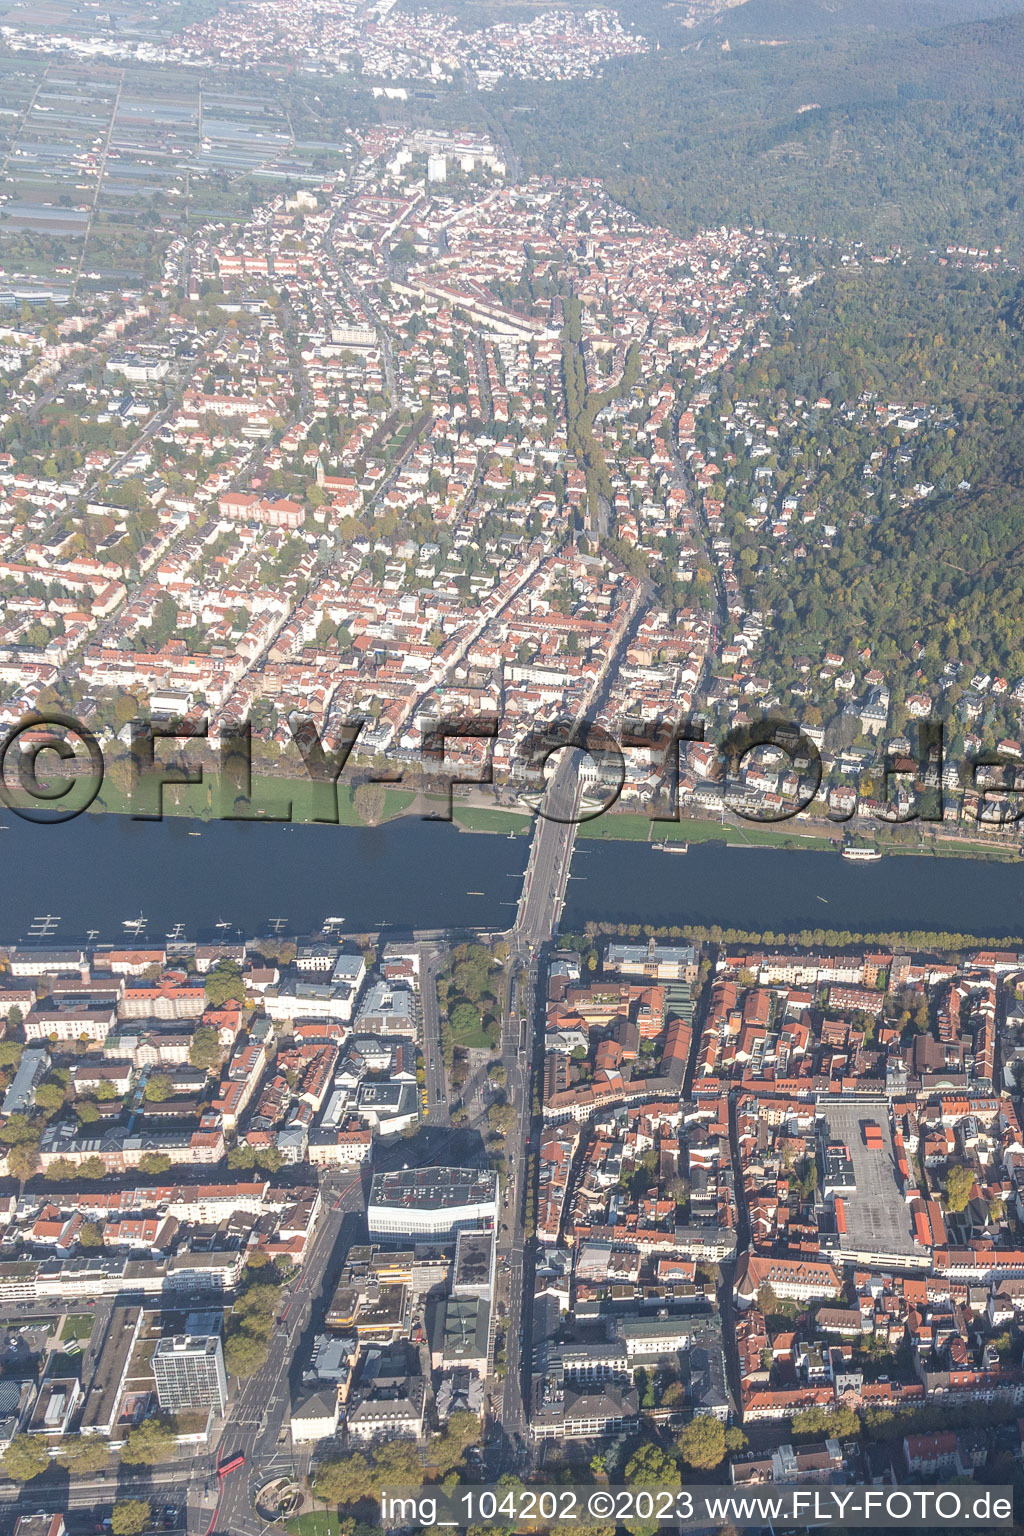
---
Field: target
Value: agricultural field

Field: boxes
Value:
[0,51,348,293]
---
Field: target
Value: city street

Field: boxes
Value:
[418,941,451,1126]
[202,1169,365,1536]
[496,751,583,1467]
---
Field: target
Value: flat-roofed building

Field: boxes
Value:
[367,1168,497,1245]
[78,1304,145,1437]
[14,1517,65,1536]
[452,1229,495,1301]
[355,1080,419,1135]
[28,1377,80,1436]
[152,1334,227,1416]
[264,975,359,1023]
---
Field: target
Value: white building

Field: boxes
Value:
[367,1168,497,1245]
[152,1335,228,1416]
[290,1383,340,1443]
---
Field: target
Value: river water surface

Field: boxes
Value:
[0,813,1021,941]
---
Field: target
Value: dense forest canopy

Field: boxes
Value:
[494,8,1024,245]
[704,262,1024,720]
[688,0,1024,41]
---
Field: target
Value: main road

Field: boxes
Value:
[419,941,451,1126]
[515,752,583,953]
[494,749,584,1468]
[207,1168,366,1536]
[494,953,533,1465]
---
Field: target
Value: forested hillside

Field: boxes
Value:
[691,0,1022,41]
[495,9,1024,244]
[702,262,1024,728]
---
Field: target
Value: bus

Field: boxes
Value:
[218,1452,245,1478]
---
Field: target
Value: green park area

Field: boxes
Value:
[439,942,504,1054]
[89,774,414,828]
[453,805,532,834]
[76,767,1014,864]
[60,1314,95,1343]
[578,811,836,851]
[286,1515,340,1536]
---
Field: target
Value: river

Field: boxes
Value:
[0,813,529,942]
[563,840,1024,939]
[0,813,1021,942]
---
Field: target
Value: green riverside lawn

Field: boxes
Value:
[89,776,415,825]
[81,777,1021,860]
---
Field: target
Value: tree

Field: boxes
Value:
[0,1114,38,1146]
[791,1405,860,1439]
[487,1102,516,1138]
[78,1155,107,1179]
[46,1156,79,1181]
[315,1451,374,1507]
[204,960,245,1007]
[7,1142,39,1181]
[622,1444,681,1536]
[677,1414,726,1470]
[34,1081,65,1113]
[2,1433,50,1480]
[232,1283,281,1327]
[944,1162,976,1213]
[353,781,386,825]
[666,1174,689,1210]
[144,1073,173,1102]
[451,1001,481,1036]
[189,1026,221,1071]
[138,1152,172,1176]
[756,1282,780,1315]
[552,1525,615,1536]
[433,1410,481,1473]
[111,1501,152,1536]
[113,692,140,727]
[78,1220,104,1248]
[56,1434,112,1473]
[372,1439,423,1486]
[224,1330,269,1377]
[120,1417,175,1465]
